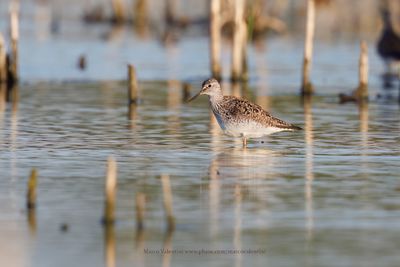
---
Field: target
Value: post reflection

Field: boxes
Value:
[234,185,242,267]
[11,85,19,111]
[162,230,174,267]
[358,102,369,150]
[27,209,37,236]
[208,157,220,237]
[104,225,116,267]
[358,101,370,176]
[0,82,5,112]
[166,80,181,135]
[135,229,145,267]
[128,103,138,129]
[11,88,18,181]
[0,83,5,149]
[303,96,314,241]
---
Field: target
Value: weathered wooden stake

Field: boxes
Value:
[301,0,315,95]
[356,41,368,101]
[165,0,177,25]
[10,6,19,84]
[0,33,6,84]
[111,0,125,23]
[241,22,249,82]
[27,169,38,210]
[128,64,139,104]
[103,157,117,225]
[210,0,222,80]
[77,54,87,70]
[0,34,6,106]
[133,0,148,26]
[161,174,175,231]
[231,0,246,82]
[135,193,145,230]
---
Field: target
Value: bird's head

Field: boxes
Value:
[187,78,222,102]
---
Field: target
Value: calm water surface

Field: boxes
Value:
[0,81,399,267]
[0,1,399,266]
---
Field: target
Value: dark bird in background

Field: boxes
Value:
[376,8,400,88]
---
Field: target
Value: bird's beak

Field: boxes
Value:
[187,91,202,103]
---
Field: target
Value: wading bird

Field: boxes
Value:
[188,78,302,148]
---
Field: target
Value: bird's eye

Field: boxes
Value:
[208,84,211,88]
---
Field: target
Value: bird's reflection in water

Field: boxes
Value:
[208,146,281,212]
[210,147,279,179]
[208,147,279,266]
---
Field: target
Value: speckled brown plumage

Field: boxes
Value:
[212,96,302,131]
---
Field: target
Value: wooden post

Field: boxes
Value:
[210,0,222,80]
[0,34,6,106]
[27,169,38,210]
[0,33,6,84]
[77,54,87,70]
[135,193,145,230]
[356,41,368,101]
[301,0,315,95]
[241,22,249,82]
[111,0,125,23]
[165,0,177,25]
[161,174,175,231]
[231,0,246,82]
[134,0,148,26]
[128,64,139,104]
[10,6,19,84]
[103,157,117,225]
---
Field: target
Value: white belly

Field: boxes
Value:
[223,120,286,138]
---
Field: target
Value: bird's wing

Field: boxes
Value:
[222,96,301,130]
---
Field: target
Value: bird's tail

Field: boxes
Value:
[272,116,303,131]
[286,124,303,131]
